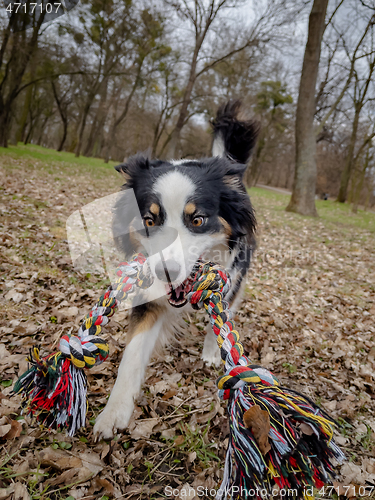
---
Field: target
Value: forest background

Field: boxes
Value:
[0,0,375,211]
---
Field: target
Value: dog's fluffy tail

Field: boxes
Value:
[211,100,259,164]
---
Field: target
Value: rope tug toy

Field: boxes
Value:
[188,262,344,498]
[13,253,152,436]
[14,254,344,498]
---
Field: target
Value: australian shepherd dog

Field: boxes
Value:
[93,100,259,439]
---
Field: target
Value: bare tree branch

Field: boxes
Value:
[315,13,375,136]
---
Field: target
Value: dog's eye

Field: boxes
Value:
[144,218,155,227]
[192,216,204,227]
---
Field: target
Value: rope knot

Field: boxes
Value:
[59,333,109,369]
[114,253,154,299]
[188,262,231,309]
[188,262,279,400]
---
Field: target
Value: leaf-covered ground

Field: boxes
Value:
[1,145,375,500]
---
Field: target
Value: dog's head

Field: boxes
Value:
[113,154,256,307]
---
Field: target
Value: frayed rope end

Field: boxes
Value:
[216,383,345,499]
[188,262,345,500]
[13,348,88,436]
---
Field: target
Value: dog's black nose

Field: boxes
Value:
[155,260,181,282]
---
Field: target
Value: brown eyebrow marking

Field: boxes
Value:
[150,203,160,215]
[219,216,232,236]
[184,202,196,215]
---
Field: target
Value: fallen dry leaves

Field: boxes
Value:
[243,405,271,455]
[0,155,375,499]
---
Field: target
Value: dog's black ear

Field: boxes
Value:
[115,154,150,181]
[224,163,247,181]
[114,162,129,180]
[222,162,248,192]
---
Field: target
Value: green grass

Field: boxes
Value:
[316,199,375,232]
[249,186,375,233]
[0,143,118,181]
[249,186,289,204]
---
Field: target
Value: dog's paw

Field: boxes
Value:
[201,349,222,368]
[93,404,133,441]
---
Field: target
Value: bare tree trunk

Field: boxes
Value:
[102,61,144,163]
[166,41,201,159]
[16,83,34,143]
[158,131,174,159]
[338,105,361,203]
[352,147,371,213]
[286,0,329,216]
[275,161,283,187]
[84,79,108,157]
[246,158,260,188]
[51,79,69,152]
[37,114,50,145]
[285,161,293,189]
[58,118,68,152]
[75,100,93,157]
[364,183,371,212]
[24,118,35,144]
[16,53,37,144]
[0,11,46,147]
[245,137,264,187]
[338,117,365,203]
[152,105,170,157]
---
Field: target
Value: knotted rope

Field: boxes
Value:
[13,253,152,436]
[14,255,344,498]
[188,262,344,498]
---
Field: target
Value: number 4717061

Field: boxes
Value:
[6,3,62,14]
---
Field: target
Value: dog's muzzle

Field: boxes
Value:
[155,259,181,282]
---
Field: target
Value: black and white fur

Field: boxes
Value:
[94,101,259,440]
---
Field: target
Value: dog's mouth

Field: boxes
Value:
[165,276,194,308]
[165,259,203,308]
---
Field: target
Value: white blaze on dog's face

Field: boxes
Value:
[113,155,256,308]
[143,170,225,289]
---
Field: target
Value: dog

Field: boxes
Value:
[93,100,259,440]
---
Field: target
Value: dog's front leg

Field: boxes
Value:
[202,323,222,367]
[94,305,163,440]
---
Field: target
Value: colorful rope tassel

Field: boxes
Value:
[13,253,152,436]
[188,262,345,499]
